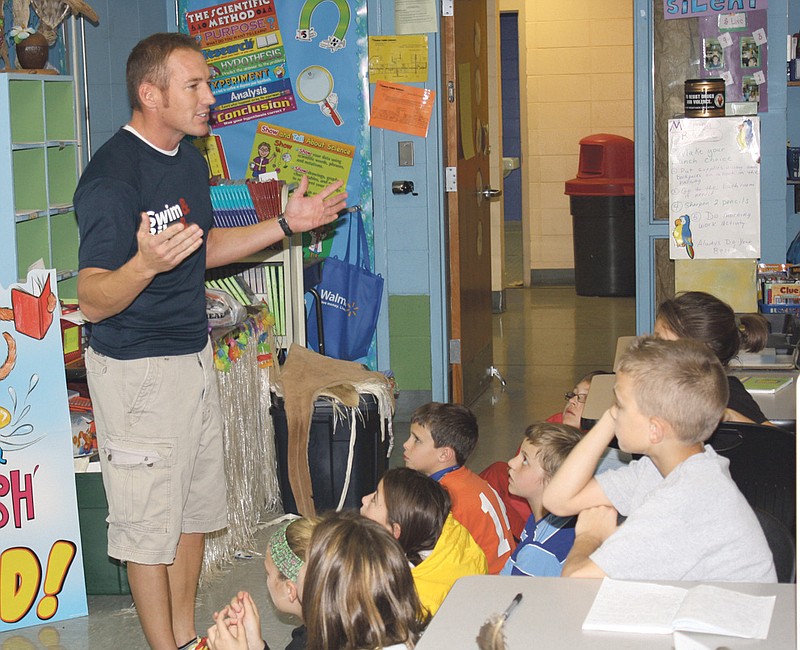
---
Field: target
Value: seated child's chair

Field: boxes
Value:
[708,421,795,535]
[754,507,795,583]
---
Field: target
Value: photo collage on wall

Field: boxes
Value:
[700,10,769,111]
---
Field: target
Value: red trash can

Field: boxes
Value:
[565,134,635,297]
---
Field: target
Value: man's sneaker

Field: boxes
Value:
[177,637,207,650]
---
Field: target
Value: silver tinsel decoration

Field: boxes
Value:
[202,320,282,579]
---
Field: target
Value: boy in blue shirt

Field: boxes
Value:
[501,422,583,577]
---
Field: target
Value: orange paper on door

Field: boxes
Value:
[369,81,436,137]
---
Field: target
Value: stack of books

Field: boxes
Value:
[210,179,287,227]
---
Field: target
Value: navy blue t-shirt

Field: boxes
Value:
[74,128,212,359]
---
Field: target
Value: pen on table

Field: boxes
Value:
[502,592,523,621]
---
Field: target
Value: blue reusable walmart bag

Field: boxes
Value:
[306,212,383,360]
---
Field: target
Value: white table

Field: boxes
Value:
[416,575,796,649]
[581,372,797,429]
[728,369,797,429]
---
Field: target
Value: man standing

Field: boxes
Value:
[74,33,346,650]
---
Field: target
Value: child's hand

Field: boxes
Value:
[589,409,618,445]
[207,593,264,650]
[206,607,246,650]
[575,505,619,544]
[224,592,246,622]
[234,591,264,650]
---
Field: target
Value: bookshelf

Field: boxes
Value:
[238,237,307,348]
[0,74,81,298]
[206,178,306,349]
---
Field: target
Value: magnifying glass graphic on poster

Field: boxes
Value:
[296,65,343,126]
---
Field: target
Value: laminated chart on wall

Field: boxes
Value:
[668,117,760,260]
[185,0,296,129]
[0,270,87,632]
[368,35,428,83]
[179,0,376,361]
[179,0,370,200]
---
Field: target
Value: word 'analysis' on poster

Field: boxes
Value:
[249,122,354,191]
[668,117,761,260]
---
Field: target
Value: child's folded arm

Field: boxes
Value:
[560,505,617,578]
[560,535,607,578]
[543,410,617,516]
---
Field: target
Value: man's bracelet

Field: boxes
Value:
[278,214,294,237]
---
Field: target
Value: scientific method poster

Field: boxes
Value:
[668,117,760,260]
[178,0,370,216]
[0,270,87,632]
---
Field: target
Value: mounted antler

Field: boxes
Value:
[30,0,99,46]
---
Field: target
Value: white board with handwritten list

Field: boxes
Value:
[668,117,760,260]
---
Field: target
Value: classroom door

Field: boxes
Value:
[443,0,498,405]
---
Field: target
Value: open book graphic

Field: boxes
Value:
[11,273,56,340]
[582,578,775,639]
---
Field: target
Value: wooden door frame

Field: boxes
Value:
[441,12,463,401]
[441,0,495,405]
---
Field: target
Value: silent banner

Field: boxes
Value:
[664,0,768,20]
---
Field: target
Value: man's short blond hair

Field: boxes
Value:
[127,33,202,111]
[616,336,727,444]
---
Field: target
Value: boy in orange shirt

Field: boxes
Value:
[403,402,514,574]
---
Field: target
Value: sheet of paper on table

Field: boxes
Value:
[582,578,775,639]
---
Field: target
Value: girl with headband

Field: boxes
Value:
[207,517,317,650]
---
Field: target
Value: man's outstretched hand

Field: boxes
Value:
[283,175,348,234]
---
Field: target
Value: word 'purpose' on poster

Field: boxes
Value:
[668,117,761,260]
[249,122,354,192]
[368,35,428,83]
[369,81,435,138]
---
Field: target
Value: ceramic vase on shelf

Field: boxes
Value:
[16,32,49,69]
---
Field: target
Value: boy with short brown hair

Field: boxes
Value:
[404,402,514,574]
[543,336,776,582]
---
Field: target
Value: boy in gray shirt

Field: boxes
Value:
[543,336,776,583]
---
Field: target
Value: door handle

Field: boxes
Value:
[481,188,503,201]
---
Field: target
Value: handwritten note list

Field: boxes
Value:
[668,117,760,260]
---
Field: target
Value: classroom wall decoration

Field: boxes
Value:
[668,116,761,259]
[0,270,87,632]
[663,0,768,21]
[178,0,369,221]
[178,0,374,358]
[699,9,768,111]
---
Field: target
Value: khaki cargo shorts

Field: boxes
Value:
[85,342,228,564]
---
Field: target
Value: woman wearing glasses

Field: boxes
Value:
[551,371,610,428]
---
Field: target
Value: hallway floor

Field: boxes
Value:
[0,285,635,649]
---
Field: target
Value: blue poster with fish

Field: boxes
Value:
[0,269,88,632]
